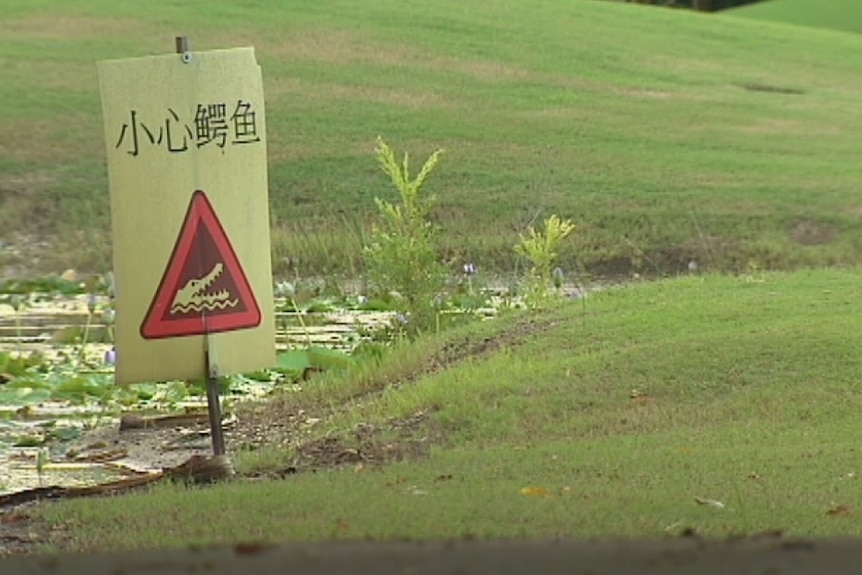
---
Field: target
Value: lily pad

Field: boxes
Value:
[50,377,111,402]
[13,434,44,447]
[0,387,52,406]
[275,346,354,381]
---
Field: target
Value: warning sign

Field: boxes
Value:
[140,190,261,339]
[98,47,275,385]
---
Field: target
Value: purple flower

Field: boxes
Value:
[103,347,116,366]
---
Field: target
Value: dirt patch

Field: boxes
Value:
[289,408,438,472]
[0,233,59,281]
[381,316,556,396]
[235,314,553,474]
[0,119,80,165]
[735,82,806,96]
[0,503,63,556]
[790,220,838,246]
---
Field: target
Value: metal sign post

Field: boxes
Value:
[204,331,225,456]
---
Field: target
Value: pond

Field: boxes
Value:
[0,292,395,496]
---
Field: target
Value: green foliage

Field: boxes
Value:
[0,351,43,377]
[0,276,86,296]
[363,137,446,336]
[514,215,575,308]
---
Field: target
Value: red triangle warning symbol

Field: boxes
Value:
[140,190,261,339]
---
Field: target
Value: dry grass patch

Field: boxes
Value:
[261,29,413,68]
[790,220,838,246]
[324,83,450,109]
[0,14,142,40]
[0,119,81,163]
[259,28,533,86]
[431,56,531,83]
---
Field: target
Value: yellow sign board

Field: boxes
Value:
[98,47,275,385]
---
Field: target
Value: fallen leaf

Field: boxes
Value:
[694,496,725,509]
[1,512,29,525]
[629,389,654,404]
[234,542,270,555]
[520,487,551,497]
[827,504,852,517]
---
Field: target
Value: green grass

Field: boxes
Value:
[1,0,862,276]
[729,0,862,34]
[35,268,862,550]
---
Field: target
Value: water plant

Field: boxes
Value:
[514,214,575,309]
[276,281,312,348]
[79,293,98,361]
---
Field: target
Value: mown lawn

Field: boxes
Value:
[0,0,861,276]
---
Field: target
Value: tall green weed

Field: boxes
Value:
[363,137,446,336]
[514,215,575,308]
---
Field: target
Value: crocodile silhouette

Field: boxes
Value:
[170,262,238,314]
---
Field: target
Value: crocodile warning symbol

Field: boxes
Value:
[140,190,261,339]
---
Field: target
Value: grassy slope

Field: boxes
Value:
[1,0,861,276]
[39,268,862,548]
[729,0,862,34]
